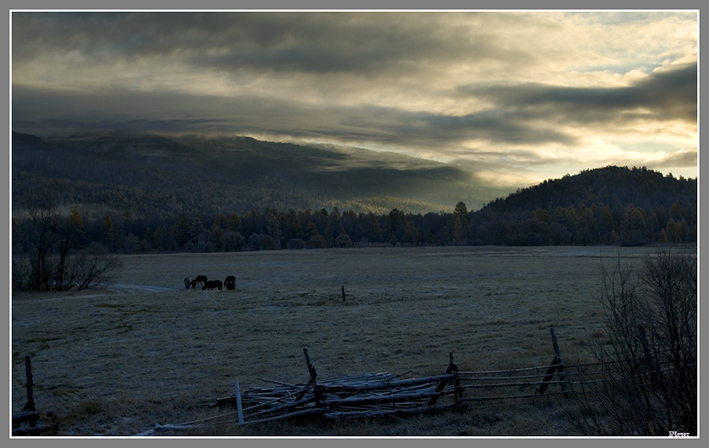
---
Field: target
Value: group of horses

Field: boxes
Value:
[184,275,236,291]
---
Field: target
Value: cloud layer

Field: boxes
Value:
[12,11,698,186]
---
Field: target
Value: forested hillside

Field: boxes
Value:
[468,166,697,246]
[11,131,502,218]
[12,157,697,259]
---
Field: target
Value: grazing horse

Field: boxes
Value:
[194,275,208,288]
[184,277,193,289]
[224,275,236,290]
[203,279,223,290]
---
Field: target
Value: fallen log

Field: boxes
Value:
[316,374,454,394]
[246,391,317,419]
[321,389,455,408]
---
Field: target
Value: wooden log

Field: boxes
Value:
[320,372,397,383]
[246,392,317,418]
[316,374,454,394]
[210,381,307,408]
[322,389,454,408]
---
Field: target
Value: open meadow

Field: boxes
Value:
[11,245,694,437]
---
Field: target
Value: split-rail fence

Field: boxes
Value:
[136,328,623,435]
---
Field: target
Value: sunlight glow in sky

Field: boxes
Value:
[11,10,698,187]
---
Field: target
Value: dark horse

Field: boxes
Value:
[193,275,208,289]
[203,279,223,290]
[224,275,236,290]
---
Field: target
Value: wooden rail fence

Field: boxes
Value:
[138,328,599,435]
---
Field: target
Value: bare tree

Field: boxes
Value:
[25,191,60,291]
[571,250,697,436]
[15,192,122,292]
[71,243,122,291]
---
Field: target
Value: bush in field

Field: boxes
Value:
[13,191,122,292]
[334,232,353,248]
[571,250,697,436]
[286,238,306,250]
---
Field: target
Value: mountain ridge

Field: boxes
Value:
[11,131,697,249]
[11,131,509,218]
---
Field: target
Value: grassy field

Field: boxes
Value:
[11,245,692,437]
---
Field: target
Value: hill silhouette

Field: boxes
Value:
[11,132,696,252]
[11,131,506,218]
[468,166,696,246]
[480,165,696,214]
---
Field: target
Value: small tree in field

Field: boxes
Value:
[14,192,122,292]
[571,250,697,436]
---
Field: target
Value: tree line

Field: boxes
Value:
[12,166,697,292]
[13,185,696,260]
[12,167,696,291]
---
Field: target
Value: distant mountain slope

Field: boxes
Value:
[11,131,507,218]
[468,166,697,246]
[478,165,696,214]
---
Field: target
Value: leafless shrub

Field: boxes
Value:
[570,249,697,436]
[13,191,122,292]
[68,243,123,290]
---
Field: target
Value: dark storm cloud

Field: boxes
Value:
[459,63,697,124]
[422,112,577,146]
[12,82,577,149]
[653,150,698,168]
[12,12,526,77]
[11,11,698,183]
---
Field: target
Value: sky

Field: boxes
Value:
[11,10,698,188]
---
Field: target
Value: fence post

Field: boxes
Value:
[303,347,317,382]
[296,348,319,402]
[550,328,568,395]
[428,352,460,406]
[23,356,36,422]
[535,328,568,395]
[235,378,244,425]
[450,352,463,402]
